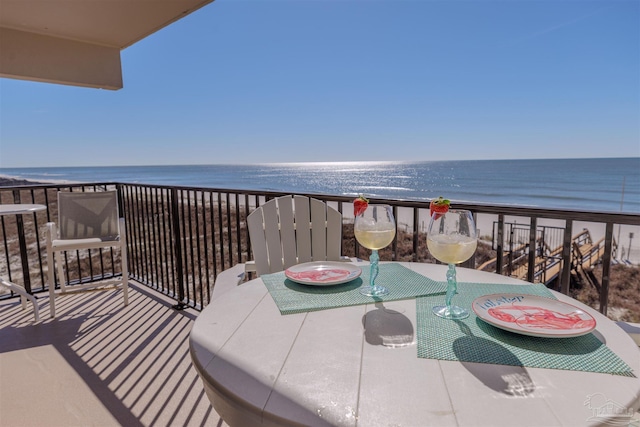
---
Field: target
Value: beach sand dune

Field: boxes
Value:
[0,177,43,187]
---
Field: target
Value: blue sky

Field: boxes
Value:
[1,0,638,168]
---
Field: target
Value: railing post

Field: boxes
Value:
[412,207,419,262]
[12,190,33,294]
[599,222,615,316]
[540,227,547,283]
[527,218,537,283]
[392,206,398,261]
[507,222,515,276]
[115,183,124,218]
[115,183,129,283]
[244,194,252,264]
[235,193,242,262]
[560,220,573,295]
[170,188,186,310]
[496,214,504,274]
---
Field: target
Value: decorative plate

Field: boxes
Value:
[284,262,362,286]
[472,293,596,338]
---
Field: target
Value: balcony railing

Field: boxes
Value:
[1,182,638,318]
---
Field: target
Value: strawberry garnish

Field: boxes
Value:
[429,196,450,220]
[354,195,369,217]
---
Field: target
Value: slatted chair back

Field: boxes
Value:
[247,195,342,276]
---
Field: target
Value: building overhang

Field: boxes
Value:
[0,0,215,90]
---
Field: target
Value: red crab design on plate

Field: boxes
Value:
[488,305,596,331]
[286,268,353,283]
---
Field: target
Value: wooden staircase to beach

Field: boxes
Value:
[478,229,616,287]
[570,231,613,292]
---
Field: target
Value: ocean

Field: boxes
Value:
[1,158,639,213]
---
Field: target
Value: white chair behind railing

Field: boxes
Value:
[46,191,128,318]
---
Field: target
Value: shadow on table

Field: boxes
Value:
[363,303,415,348]
[452,320,536,397]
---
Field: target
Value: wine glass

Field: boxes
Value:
[427,209,478,319]
[354,204,396,296]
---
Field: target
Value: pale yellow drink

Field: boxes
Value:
[355,228,396,250]
[427,234,477,264]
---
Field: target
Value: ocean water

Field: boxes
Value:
[1,158,639,213]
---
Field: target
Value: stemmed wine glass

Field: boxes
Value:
[354,204,396,296]
[427,209,478,319]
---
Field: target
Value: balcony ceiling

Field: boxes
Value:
[0,0,215,90]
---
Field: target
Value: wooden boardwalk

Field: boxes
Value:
[479,229,614,286]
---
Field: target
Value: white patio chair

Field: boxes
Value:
[46,190,128,318]
[247,195,345,276]
[211,195,346,300]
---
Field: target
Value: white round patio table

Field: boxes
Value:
[0,204,47,321]
[190,262,640,427]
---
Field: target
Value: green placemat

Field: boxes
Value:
[261,263,445,315]
[416,282,635,376]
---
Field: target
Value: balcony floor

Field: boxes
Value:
[0,282,229,427]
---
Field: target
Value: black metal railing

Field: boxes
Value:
[1,182,638,316]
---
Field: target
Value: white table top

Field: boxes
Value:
[0,203,46,216]
[190,262,640,427]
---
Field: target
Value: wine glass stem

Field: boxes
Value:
[369,250,380,288]
[445,263,458,310]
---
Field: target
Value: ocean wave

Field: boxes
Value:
[23,172,65,177]
[352,186,413,192]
